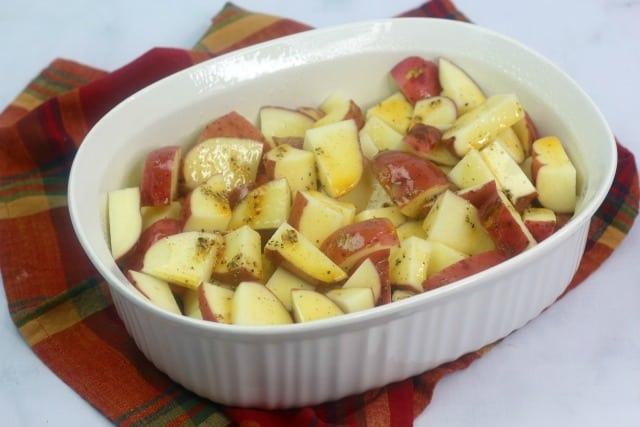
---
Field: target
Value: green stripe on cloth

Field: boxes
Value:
[13,277,108,327]
[25,61,97,102]
[0,173,68,201]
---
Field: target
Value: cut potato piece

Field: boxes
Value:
[181,175,232,232]
[443,94,525,157]
[199,281,234,324]
[531,136,577,213]
[422,190,495,255]
[438,57,486,114]
[411,96,457,131]
[289,190,356,247]
[232,282,292,326]
[313,92,364,129]
[264,222,348,285]
[389,236,431,293]
[259,106,315,147]
[265,267,315,311]
[182,137,264,191]
[366,91,413,134]
[228,178,291,230]
[359,115,406,159]
[141,201,182,230]
[304,119,363,197]
[326,288,375,313]
[480,140,537,212]
[426,240,468,277]
[212,225,263,284]
[142,231,223,289]
[447,148,495,190]
[291,289,344,323]
[342,257,382,302]
[108,186,142,261]
[181,288,203,320]
[128,270,181,315]
[263,143,317,194]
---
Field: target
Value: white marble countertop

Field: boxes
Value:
[1,1,639,426]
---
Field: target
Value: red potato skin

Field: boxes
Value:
[119,218,182,271]
[197,283,219,322]
[211,268,261,286]
[371,150,449,210]
[287,191,310,230]
[530,149,545,183]
[390,56,441,105]
[226,168,271,209]
[459,179,534,215]
[520,113,539,155]
[124,270,154,301]
[403,123,442,155]
[423,249,507,291]
[479,194,531,257]
[349,248,392,305]
[524,219,556,242]
[197,111,270,151]
[211,246,262,285]
[197,282,232,323]
[178,191,194,229]
[512,193,537,215]
[458,180,500,210]
[319,217,400,270]
[261,161,275,183]
[345,100,365,130]
[297,106,325,121]
[227,182,256,209]
[460,180,531,256]
[140,145,181,207]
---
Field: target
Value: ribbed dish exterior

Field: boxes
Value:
[111,222,588,408]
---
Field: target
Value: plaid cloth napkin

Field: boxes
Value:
[1,1,638,425]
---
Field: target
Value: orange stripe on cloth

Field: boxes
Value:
[196,14,282,54]
[0,127,39,177]
[31,308,187,423]
[362,388,393,426]
[0,209,84,305]
[213,19,313,55]
[0,105,29,127]
[0,59,106,126]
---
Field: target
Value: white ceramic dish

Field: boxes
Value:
[68,18,616,408]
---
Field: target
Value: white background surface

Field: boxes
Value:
[1,1,639,426]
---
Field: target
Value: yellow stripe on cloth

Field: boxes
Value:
[0,195,67,219]
[12,92,45,112]
[599,224,626,249]
[20,299,82,346]
[197,14,281,53]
